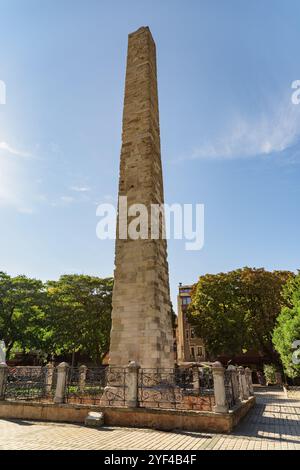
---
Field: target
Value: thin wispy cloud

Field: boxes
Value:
[0,140,89,213]
[0,141,32,158]
[0,140,37,213]
[70,185,91,192]
[182,98,300,161]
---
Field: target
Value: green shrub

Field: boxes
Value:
[263,364,277,385]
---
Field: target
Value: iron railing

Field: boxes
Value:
[101,367,127,406]
[65,366,127,406]
[2,364,243,411]
[66,366,105,405]
[224,369,240,408]
[5,366,47,401]
[138,366,214,411]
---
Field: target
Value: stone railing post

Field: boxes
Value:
[126,361,140,408]
[54,362,69,404]
[192,366,200,393]
[238,366,249,400]
[45,363,54,395]
[212,361,228,413]
[245,367,254,396]
[0,364,8,400]
[227,365,241,405]
[79,365,88,392]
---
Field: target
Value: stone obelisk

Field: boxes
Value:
[109,27,174,369]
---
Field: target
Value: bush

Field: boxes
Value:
[263,364,277,385]
[273,273,300,379]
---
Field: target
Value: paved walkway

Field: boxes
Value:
[0,388,299,450]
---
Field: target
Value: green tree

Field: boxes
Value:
[241,268,292,358]
[46,274,113,364]
[0,272,47,358]
[188,267,293,360]
[188,270,246,357]
[273,273,300,378]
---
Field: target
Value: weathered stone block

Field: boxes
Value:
[109,26,174,370]
[85,411,104,427]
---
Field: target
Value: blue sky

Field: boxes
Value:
[1,0,300,308]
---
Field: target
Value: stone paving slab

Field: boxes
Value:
[0,388,299,450]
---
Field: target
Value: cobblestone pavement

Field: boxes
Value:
[0,388,299,450]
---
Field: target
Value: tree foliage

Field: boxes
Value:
[273,273,300,378]
[263,364,277,384]
[0,272,47,357]
[46,274,113,363]
[188,267,293,360]
[0,272,113,363]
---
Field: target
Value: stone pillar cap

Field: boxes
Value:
[212,361,223,368]
[57,362,69,369]
[127,361,140,369]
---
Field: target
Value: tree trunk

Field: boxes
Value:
[71,350,75,369]
[5,341,15,360]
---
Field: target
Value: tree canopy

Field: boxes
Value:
[188,267,293,360]
[273,273,300,378]
[0,272,47,357]
[46,274,113,363]
[0,272,113,363]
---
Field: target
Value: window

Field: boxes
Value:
[186,329,189,339]
[190,347,195,359]
[197,346,203,357]
[190,328,195,338]
[182,297,191,305]
[180,288,191,293]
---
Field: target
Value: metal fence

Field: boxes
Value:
[138,367,215,411]
[66,367,105,405]
[65,366,127,406]
[4,366,54,401]
[1,364,251,411]
[224,369,235,408]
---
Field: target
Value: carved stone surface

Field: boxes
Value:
[109,27,174,369]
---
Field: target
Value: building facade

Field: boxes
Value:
[177,284,206,363]
[177,284,273,382]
